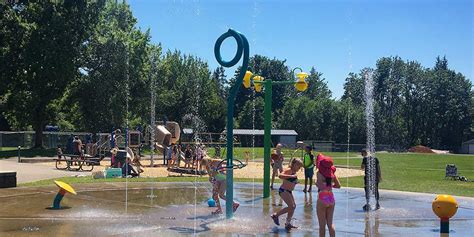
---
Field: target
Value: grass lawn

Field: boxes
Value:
[0,147,56,159]
[205,146,359,161]
[333,153,474,197]
[0,147,18,151]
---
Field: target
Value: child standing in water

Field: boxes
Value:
[270,158,303,231]
[270,143,285,190]
[303,145,315,192]
[201,158,240,215]
[316,156,341,237]
[361,148,382,210]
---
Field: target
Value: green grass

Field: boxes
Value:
[0,147,56,159]
[333,153,474,197]
[0,147,18,151]
[206,147,359,161]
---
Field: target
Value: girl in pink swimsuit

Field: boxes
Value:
[316,156,341,237]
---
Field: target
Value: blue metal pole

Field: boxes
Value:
[440,219,449,234]
[214,29,249,219]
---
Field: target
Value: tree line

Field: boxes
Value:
[1,1,472,150]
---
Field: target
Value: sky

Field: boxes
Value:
[128,0,473,99]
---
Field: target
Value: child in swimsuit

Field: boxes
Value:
[201,158,240,215]
[316,156,341,237]
[270,157,303,231]
[270,143,284,190]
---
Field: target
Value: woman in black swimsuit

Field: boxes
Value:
[270,158,303,231]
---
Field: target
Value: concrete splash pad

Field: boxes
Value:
[0,182,473,236]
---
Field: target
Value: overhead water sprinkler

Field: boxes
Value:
[243,67,309,198]
[253,76,264,92]
[432,194,458,234]
[51,180,77,209]
[295,72,309,92]
[243,71,253,89]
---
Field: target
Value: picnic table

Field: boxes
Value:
[55,154,101,172]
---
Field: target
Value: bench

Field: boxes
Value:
[55,154,101,172]
[0,171,16,188]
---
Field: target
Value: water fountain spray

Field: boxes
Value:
[149,51,157,167]
[364,69,377,210]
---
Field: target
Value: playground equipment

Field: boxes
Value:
[144,121,180,152]
[243,68,308,198]
[51,180,76,209]
[143,121,182,166]
[432,194,458,234]
[214,29,249,219]
[214,28,307,217]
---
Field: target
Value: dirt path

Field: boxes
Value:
[40,159,363,179]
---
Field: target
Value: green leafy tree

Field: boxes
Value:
[237,97,264,129]
[232,55,293,119]
[70,2,150,133]
[211,66,227,99]
[0,0,104,147]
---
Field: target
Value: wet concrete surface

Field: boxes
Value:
[0,182,473,236]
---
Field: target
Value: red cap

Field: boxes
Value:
[318,156,336,178]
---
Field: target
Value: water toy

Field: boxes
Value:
[432,194,458,234]
[52,180,77,209]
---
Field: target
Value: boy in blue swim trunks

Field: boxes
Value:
[303,145,315,192]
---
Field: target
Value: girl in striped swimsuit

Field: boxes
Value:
[270,158,303,231]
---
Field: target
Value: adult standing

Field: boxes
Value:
[72,136,83,156]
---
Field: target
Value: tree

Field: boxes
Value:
[211,66,227,99]
[70,1,150,133]
[237,97,264,129]
[0,0,104,147]
[296,67,332,100]
[232,55,293,120]
[428,56,472,149]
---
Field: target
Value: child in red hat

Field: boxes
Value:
[316,156,341,237]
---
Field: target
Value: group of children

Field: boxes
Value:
[270,144,381,236]
[166,144,207,172]
[269,144,341,233]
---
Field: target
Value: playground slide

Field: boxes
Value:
[154,143,165,154]
[126,147,135,161]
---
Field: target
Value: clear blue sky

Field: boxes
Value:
[129,0,473,98]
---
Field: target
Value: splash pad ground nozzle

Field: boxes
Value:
[51,180,77,209]
[432,194,458,234]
